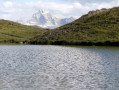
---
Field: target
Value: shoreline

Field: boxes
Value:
[0,42,119,47]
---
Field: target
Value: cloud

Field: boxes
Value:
[3,1,13,8]
[0,0,119,21]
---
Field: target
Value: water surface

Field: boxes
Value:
[0,45,119,90]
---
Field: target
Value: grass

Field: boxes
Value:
[0,20,46,43]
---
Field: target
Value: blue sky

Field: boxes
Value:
[0,0,119,21]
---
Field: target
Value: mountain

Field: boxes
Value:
[19,9,75,29]
[29,7,119,46]
[60,17,75,26]
[0,19,45,43]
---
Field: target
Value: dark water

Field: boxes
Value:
[0,45,119,90]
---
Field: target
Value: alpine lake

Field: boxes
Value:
[0,45,119,90]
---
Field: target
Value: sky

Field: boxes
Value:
[0,0,119,21]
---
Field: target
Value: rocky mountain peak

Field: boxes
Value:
[38,9,49,14]
[18,9,75,29]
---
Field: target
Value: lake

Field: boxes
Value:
[0,45,119,90]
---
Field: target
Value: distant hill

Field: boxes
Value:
[29,7,119,46]
[0,20,45,43]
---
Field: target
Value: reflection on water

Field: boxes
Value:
[0,45,119,90]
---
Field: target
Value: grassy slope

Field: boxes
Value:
[0,20,45,43]
[29,7,119,46]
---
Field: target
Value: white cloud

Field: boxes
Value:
[2,14,11,19]
[0,0,119,21]
[3,1,13,8]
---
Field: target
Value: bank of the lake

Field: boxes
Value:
[27,40,119,46]
[1,40,119,46]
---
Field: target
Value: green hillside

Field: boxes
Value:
[0,20,45,43]
[29,7,119,46]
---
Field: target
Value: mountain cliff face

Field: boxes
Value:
[19,9,75,29]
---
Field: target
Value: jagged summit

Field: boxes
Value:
[18,9,75,29]
[38,9,49,14]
